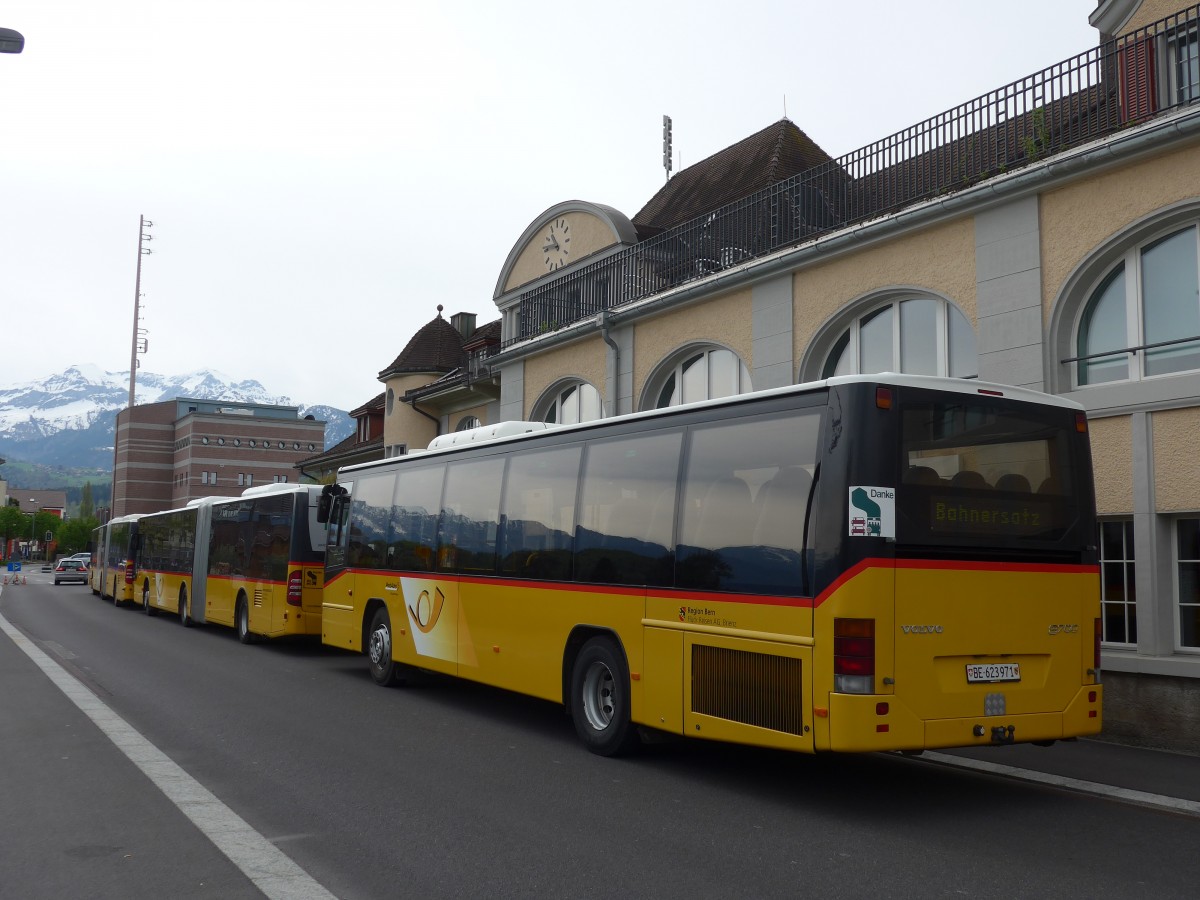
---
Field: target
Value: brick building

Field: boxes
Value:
[111,397,325,516]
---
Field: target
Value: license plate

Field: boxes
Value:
[966,663,1021,683]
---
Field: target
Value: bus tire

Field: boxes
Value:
[570,636,640,757]
[367,607,402,687]
[179,591,192,628]
[236,596,256,644]
[143,581,158,616]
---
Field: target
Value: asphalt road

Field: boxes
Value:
[3,571,1200,899]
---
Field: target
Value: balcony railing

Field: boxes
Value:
[504,3,1200,349]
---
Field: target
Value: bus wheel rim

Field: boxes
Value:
[581,661,615,731]
[369,622,390,666]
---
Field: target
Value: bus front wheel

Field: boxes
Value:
[179,591,192,628]
[570,637,640,757]
[367,607,402,687]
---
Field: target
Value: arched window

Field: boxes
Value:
[536,381,602,425]
[650,346,751,409]
[1075,224,1200,386]
[456,416,481,432]
[820,297,977,379]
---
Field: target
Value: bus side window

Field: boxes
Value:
[677,409,821,595]
[391,465,445,572]
[574,429,681,587]
[500,445,581,581]
[348,472,395,570]
[438,457,505,574]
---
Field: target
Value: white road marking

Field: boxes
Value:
[918,750,1200,818]
[0,608,337,900]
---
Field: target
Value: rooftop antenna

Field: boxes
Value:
[662,114,673,181]
[783,94,787,118]
[127,215,153,408]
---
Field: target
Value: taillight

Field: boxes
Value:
[287,570,303,606]
[834,618,875,694]
[124,560,135,584]
[1093,617,1102,681]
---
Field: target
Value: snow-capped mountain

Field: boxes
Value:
[0,365,352,469]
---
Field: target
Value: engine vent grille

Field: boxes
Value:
[692,644,803,735]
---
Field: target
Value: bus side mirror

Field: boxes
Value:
[317,483,344,524]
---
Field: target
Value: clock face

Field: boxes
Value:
[542,218,570,271]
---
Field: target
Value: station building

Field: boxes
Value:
[372,1,1200,751]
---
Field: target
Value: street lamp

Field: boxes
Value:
[29,499,38,560]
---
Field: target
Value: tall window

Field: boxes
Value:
[1169,26,1200,104]
[539,381,602,424]
[821,297,976,379]
[653,347,751,409]
[1075,224,1200,385]
[1099,519,1136,646]
[1177,518,1200,651]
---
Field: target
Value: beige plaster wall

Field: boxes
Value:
[522,336,607,414]
[631,288,752,404]
[382,374,440,451]
[504,211,621,293]
[1153,407,1200,511]
[1040,144,1200,320]
[1089,415,1134,514]
[449,404,491,431]
[791,220,977,359]
[1119,0,1189,34]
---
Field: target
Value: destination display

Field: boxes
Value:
[928,495,1056,537]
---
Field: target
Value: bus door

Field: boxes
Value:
[891,389,1099,746]
[321,484,358,651]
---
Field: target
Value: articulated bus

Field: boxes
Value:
[131,484,326,641]
[99,515,142,604]
[320,374,1102,756]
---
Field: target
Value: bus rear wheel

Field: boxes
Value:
[367,607,402,687]
[179,590,191,628]
[143,582,158,617]
[236,596,256,644]
[570,636,640,757]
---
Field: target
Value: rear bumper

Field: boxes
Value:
[826,684,1103,752]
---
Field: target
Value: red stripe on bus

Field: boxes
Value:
[329,558,1095,610]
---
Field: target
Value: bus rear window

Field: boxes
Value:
[897,398,1083,547]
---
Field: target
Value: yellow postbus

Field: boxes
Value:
[196,484,326,642]
[320,374,1101,756]
[133,504,199,622]
[100,515,142,605]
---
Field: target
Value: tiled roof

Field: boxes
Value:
[349,393,385,417]
[294,433,383,469]
[634,119,835,233]
[378,310,467,379]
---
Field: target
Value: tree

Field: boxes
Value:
[0,505,24,559]
[57,517,99,556]
[80,482,94,519]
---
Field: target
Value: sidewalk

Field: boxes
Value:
[925,738,1200,810]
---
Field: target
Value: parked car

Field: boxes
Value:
[53,559,89,585]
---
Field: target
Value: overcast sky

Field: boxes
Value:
[0,0,1100,412]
